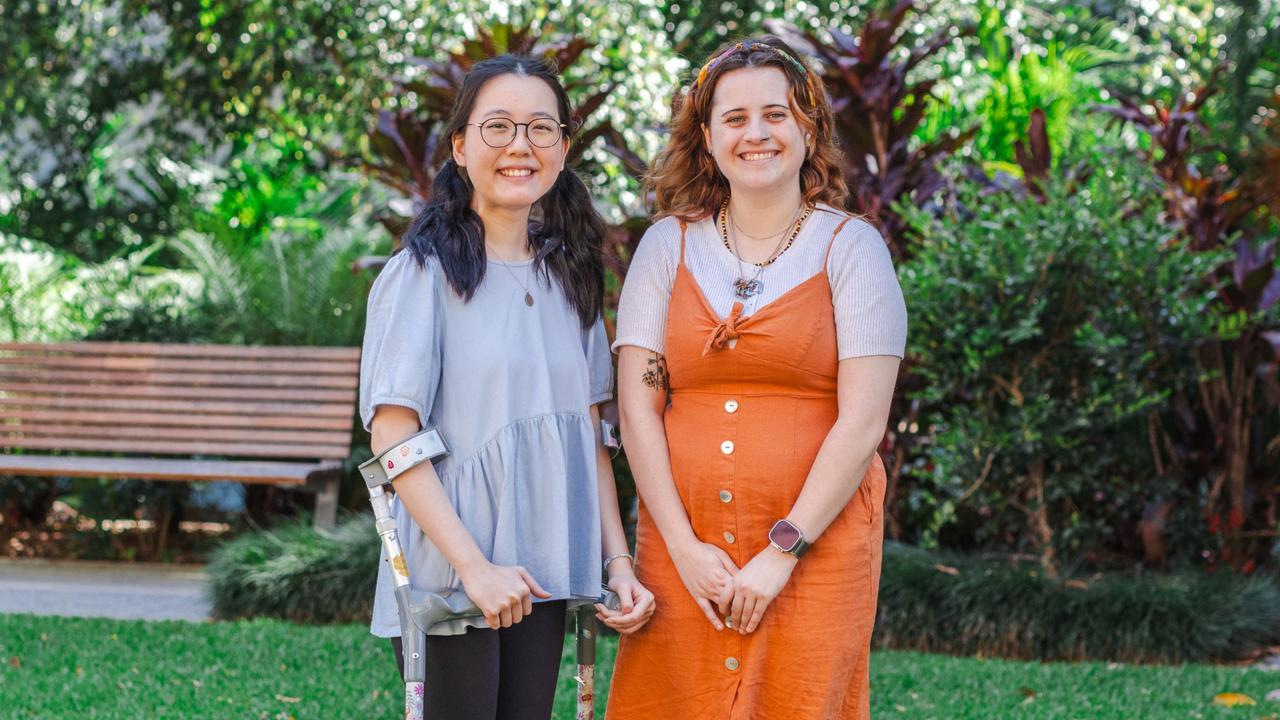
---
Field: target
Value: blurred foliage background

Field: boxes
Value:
[1,0,1277,578]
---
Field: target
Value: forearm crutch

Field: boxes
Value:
[360,428,601,719]
[360,428,460,720]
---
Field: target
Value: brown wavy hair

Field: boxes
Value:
[649,36,849,221]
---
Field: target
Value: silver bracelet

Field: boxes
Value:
[603,553,634,576]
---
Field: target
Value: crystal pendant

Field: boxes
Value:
[733,278,763,299]
[524,292,534,307]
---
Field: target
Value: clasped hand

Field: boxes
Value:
[717,546,798,634]
[593,561,657,634]
[672,540,798,634]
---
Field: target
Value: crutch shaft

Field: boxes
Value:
[366,484,427,720]
[575,605,596,719]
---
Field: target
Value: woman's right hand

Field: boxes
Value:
[670,540,739,631]
[458,561,552,629]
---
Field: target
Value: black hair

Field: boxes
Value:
[401,55,605,328]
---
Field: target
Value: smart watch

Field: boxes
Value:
[768,519,810,558]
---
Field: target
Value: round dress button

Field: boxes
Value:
[724,531,736,544]
[724,399,739,413]
[725,657,740,671]
[719,489,733,503]
[720,440,735,454]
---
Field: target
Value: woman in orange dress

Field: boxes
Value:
[606,37,907,719]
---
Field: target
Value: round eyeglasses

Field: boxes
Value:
[465,118,567,149]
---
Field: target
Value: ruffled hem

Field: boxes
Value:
[370,411,603,637]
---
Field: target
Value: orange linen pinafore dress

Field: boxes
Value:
[606,218,887,720]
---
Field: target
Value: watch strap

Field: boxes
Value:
[790,536,811,558]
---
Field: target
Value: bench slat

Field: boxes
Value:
[2,408,353,431]
[0,355,358,375]
[0,381,356,404]
[0,366,359,389]
[0,454,323,484]
[1,423,350,446]
[0,395,354,418]
[2,436,350,460]
[1,341,358,527]
[0,341,359,362]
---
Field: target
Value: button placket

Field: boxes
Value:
[718,396,741,561]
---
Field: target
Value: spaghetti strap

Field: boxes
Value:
[824,215,854,271]
[678,220,688,265]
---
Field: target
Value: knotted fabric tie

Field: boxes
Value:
[703,302,745,356]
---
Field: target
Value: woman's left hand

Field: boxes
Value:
[721,547,798,634]
[595,563,656,634]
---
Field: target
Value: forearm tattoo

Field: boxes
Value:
[641,352,670,391]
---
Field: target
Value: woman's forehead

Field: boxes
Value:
[710,66,791,109]
[470,73,559,118]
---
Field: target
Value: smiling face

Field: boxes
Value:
[452,73,568,217]
[702,66,808,198]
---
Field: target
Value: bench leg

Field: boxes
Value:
[313,473,339,532]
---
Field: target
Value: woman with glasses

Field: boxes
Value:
[605,37,906,719]
[359,55,654,719]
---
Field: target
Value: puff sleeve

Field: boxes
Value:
[358,251,443,432]
[583,316,614,405]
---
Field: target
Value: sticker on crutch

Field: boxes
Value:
[405,681,423,720]
[390,554,409,578]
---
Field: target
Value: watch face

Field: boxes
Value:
[770,520,801,550]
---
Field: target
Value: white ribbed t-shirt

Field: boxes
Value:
[612,205,907,359]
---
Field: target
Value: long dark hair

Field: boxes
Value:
[401,55,605,327]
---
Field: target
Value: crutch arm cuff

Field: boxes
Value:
[359,427,449,488]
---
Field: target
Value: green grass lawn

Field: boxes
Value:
[1,613,1277,719]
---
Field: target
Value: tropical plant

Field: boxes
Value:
[170,223,378,347]
[919,0,1130,168]
[1097,77,1280,570]
[0,0,386,262]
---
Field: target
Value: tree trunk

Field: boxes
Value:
[1028,459,1057,578]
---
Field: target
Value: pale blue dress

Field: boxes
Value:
[359,250,612,637]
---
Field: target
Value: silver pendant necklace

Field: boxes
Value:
[489,249,535,306]
[720,201,802,300]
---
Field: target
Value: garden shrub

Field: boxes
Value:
[208,514,378,624]
[899,153,1224,574]
[875,542,1280,663]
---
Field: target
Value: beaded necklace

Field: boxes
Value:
[717,200,813,299]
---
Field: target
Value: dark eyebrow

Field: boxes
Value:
[480,109,557,119]
[719,103,790,118]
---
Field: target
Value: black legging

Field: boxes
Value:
[390,600,567,720]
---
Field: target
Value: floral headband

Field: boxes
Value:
[693,40,815,102]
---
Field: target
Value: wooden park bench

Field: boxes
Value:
[0,342,360,530]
